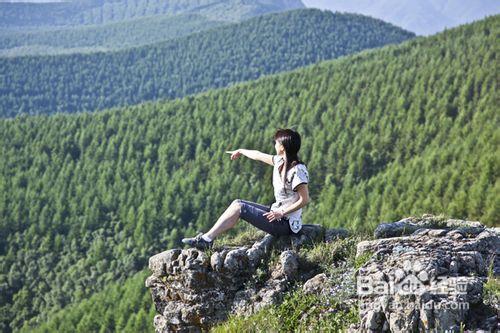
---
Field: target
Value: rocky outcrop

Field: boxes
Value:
[145,224,332,332]
[374,214,486,239]
[146,215,498,332]
[355,215,499,332]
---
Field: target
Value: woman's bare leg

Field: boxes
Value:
[204,200,241,240]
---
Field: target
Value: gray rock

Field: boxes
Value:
[489,227,500,235]
[374,214,486,239]
[420,300,434,330]
[357,216,498,333]
[149,249,182,277]
[279,250,299,279]
[412,260,425,273]
[448,230,464,240]
[394,269,406,283]
[223,247,249,272]
[255,280,287,310]
[245,234,275,268]
[303,273,328,295]
[428,229,448,237]
[245,247,263,268]
[433,300,465,332]
[145,275,162,288]
[153,314,170,333]
[325,228,350,242]
[210,250,228,272]
[254,234,275,250]
[363,310,383,330]
[184,249,209,270]
[356,216,500,332]
[288,224,325,248]
[412,228,430,236]
[146,233,305,332]
[417,270,429,283]
[449,260,459,274]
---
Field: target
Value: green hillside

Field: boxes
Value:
[0,9,414,117]
[0,0,304,28]
[1,14,498,333]
[20,270,155,333]
[0,13,227,57]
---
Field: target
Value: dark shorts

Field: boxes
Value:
[236,199,293,237]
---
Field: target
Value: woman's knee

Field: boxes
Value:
[231,199,242,215]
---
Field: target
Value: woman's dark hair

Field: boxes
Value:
[273,128,305,194]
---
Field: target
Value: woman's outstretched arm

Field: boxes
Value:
[226,149,274,166]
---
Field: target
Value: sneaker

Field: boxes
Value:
[181,233,213,250]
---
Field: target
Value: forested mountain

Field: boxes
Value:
[0,9,414,117]
[0,0,305,57]
[0,0,304,28]
[0,13,227,57]
[1,15,497,332]
[303,0,500,35]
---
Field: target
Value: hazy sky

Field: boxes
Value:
[0,0,68,2]
[302,0,500,35]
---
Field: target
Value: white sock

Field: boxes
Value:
[202,234,212,242]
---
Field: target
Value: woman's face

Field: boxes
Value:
[274,140,285,155]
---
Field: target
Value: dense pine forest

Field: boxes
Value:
[0,9,414,118]
[0,0,303,28]
[0,15,497,332]
[0,13,227,57]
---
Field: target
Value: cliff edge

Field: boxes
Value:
[146,214,499,332]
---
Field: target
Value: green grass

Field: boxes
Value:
[212,288,358,333]
[484,260,500,309]
[301,236,359,269]
[215,224,268,248]
[354,250,373,271]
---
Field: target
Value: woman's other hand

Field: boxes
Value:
[226,149,242,160]
[263,209,284,222]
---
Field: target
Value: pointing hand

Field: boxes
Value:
[226,150,241,160]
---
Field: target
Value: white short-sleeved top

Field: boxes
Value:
[270,155,309,233]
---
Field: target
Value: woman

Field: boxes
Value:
[181,128,310,250]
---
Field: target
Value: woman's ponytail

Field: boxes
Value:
[273,129,305,195]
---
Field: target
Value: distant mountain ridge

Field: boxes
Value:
[0,9,415,117]
[0,13,228,56]
[0,0,304,28]
[303,0,500,35]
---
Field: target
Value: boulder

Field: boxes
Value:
[325,228,350,242]
[303,273,328,295]
[357,218,499,332]
[374,214,485,239]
